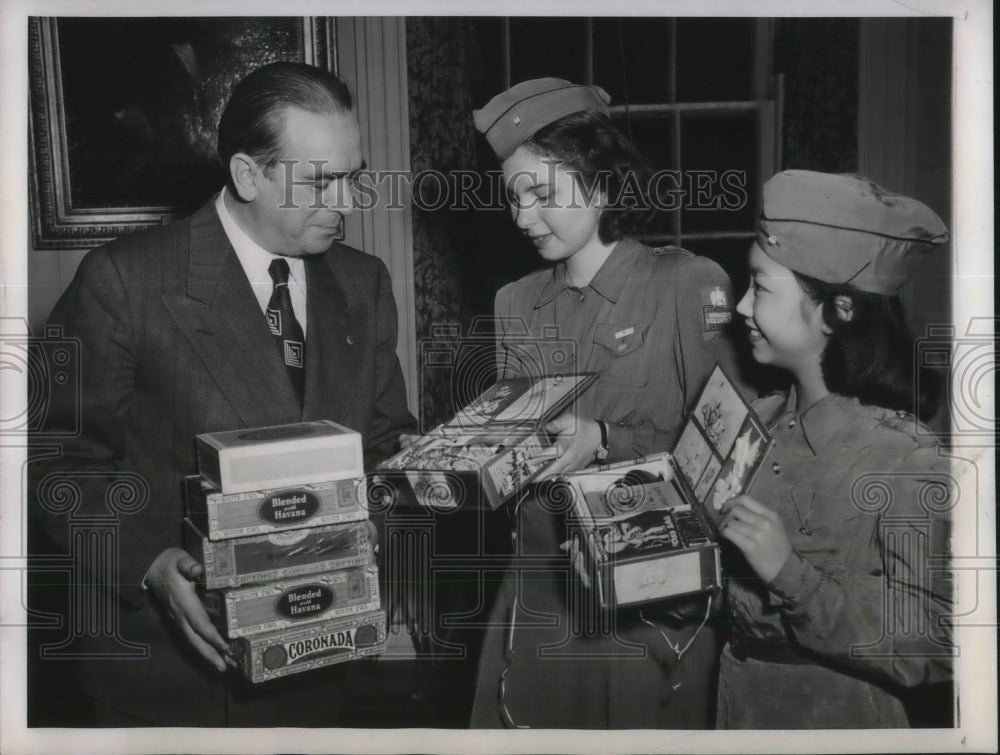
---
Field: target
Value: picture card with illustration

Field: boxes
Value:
[445,374,595,428]
[671,365,771,526]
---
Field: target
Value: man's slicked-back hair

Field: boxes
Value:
[217,62,353,190]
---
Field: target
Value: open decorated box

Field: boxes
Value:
[374,373,597,510]
[564,365,772,609]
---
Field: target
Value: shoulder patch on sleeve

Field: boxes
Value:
[700,284,733,340]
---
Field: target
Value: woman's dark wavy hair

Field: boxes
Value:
[522,110,656,243]
[795,273,941,422]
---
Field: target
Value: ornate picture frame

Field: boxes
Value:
[28,16,337,250]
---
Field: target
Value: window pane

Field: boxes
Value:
[467,17,507,109]
[614,115,678,238]
[509,17,587,85]
[681,237,753,289]
[593,18,675,104]
[615,114,676,169]
[676,19,756,102]
[680,112,758,234]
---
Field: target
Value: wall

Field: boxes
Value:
[859,17,953,436]
[405,17,482,430]
[776,18,859,174]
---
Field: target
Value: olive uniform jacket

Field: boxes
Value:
[718,390,954,728]
[471,238,748,728]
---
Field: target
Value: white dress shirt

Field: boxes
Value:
[215,188,308,337]
[140,191,311,593]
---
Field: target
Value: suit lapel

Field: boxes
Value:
[162,201,302,428]
[301,252,365,420]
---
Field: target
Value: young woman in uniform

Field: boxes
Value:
[716,170,954,728]
[468,78,746,728]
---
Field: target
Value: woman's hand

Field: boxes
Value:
[534,414,602,480]
[559,536,591,589]
[398,433,421,449]
[718,495,793,583]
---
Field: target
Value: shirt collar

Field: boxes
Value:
[215,187,305,286]
[781,386,860,455]
[532,237,645,309]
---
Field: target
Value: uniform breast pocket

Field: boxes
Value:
[592,321,653,387]
[793,511,867,570]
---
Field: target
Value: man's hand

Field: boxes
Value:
[535,414,602,480]
[146,547,229,672]
[718,495,792,583]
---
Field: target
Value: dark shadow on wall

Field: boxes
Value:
[776,18,859,174]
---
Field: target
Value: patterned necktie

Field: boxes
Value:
[266,258,306,404]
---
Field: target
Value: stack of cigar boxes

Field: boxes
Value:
[184,420,387,683]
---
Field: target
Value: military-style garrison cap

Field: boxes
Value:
[757,170,949,295]
[473,78,612,161]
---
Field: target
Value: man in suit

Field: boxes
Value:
[30,62,416,726]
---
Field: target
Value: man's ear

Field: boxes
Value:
[229,153,260,202]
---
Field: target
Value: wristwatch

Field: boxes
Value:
[595,420,610,461]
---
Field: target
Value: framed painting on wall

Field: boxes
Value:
[28,16,337,250]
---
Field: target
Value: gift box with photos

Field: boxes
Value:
[374,373,598,510]
[563,365,772,609]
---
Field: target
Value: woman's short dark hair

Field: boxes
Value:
[217,62,353,190]
[795,273,941,422]
[523,110,655,243]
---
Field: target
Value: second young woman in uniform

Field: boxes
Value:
[716,170,954,728]
[468,78,747,728]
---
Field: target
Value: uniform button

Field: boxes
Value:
[772,462,781,474]
[616,342,627,353]
[346,335,355,345]
[788,418,797,429]
[579,293,585,302]
[896,410,908,418]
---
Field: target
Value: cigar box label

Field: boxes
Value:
[258,489,320,525]
[184,519,375,589]
[262,622,380,669]
[274,585,336,620]
[215,566,380,638]
[186,476,367,540]
[229,610,387,683]
[612,548,714,605]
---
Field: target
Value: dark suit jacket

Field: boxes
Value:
[30,199,415,725]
